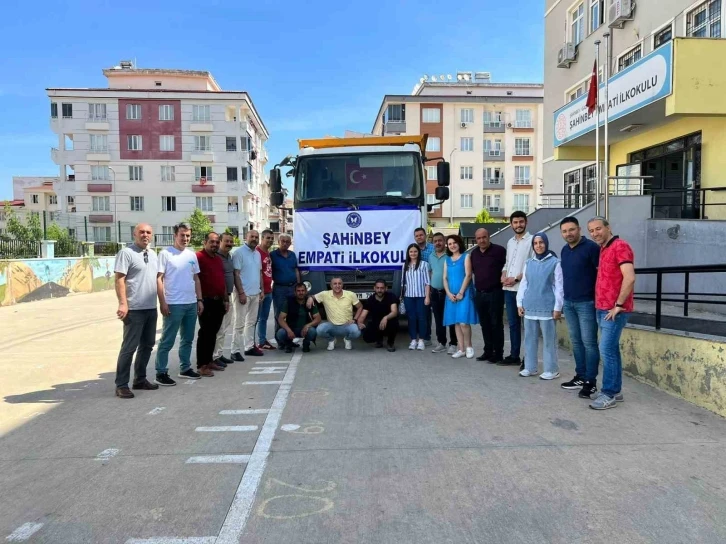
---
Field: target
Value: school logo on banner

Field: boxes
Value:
[346,212,362,228]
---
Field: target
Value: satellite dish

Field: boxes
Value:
[457,75,463,81]
[423,74,429,81]
[447,75,453,81]
[431,76,437,82]
[439,74,445,81]
[464,74,470,81]
[419,77,425,83]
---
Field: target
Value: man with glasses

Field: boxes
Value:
[195,232,228,377]
[113,223,159,399]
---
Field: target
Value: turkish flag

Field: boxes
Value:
[346,164,384,191]
[586,60,598,115]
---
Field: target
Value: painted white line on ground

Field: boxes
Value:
[216,350,302,544]
[5,522,44,542]
[280,424,301,432]
[249,361,289,365]
[147,407,166,415]
[249,367,287,375]
[219,409,270,415]
[185,455,251,464]
[194,426,258,432]
[242,381,283,385]
[94,448,120,461]
[125,538,216,544]
[183,380,197,385]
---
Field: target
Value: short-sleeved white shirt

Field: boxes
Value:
[158,246,200,305]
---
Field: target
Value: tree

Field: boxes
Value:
[475,209,497,223]
[186,208,213,247]
[47,223,74,243]
[5,204,42,242]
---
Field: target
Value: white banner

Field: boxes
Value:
[294,207,421,270]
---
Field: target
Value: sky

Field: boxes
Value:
[0,0,544,199]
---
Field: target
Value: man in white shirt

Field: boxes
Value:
[500,210,533,367]
[231,230,264,359]
[155,222,204,386]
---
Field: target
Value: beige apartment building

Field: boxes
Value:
[372,72,544,226]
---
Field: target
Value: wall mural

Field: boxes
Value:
[0,256,116,306]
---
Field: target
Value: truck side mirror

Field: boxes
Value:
[270,192,284,207]
[437,161,450,187]
[435,186,449,201]
[270,168,282,193]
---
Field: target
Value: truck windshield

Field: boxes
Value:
[295,152,422,204]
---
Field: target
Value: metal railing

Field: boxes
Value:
[55,239,85,258]
[154,234,174,247]
[634,264,726,330]
[0,238,41,259]
[540,192,597,209]
[93,242,123,256]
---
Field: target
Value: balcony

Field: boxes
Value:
[483,122,505,133]
[486,207,505,217]
[192,182,215,193]
[191,150,214,162]
[483,177,504,189]
[51,147,60,163]
[513,152,533,162]
[513,179,533,189]
[85,116,110,131]
[513,121,533,132]
[384,121,406,134]
[483,150,505,162]
[87,183,112,192]
[190,120,213,132]
[89,214,113,223]
[261,148,269,164]
[204,214,216,223]
[87,147,111,161]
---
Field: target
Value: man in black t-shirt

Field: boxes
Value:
[356,279,399,352]
[276,283,322,353]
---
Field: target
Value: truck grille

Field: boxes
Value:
[324,270,394,286]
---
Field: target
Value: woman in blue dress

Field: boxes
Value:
[443,234,479,359]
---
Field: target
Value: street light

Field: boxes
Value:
[108,166,116,243]
[448,148,457,224]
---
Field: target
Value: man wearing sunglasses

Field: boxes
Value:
[113,223,160,399]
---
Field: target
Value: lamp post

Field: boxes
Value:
[448,147,457,224]
[108,166,117,243]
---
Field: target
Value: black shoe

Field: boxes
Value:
[562,375,585,390]
[231,352,245,362]
[387,345,396,352]
[213,358,228,368]
[497,356,521,366]
[375,341,384,349]
[579,381,598,399]
[476,352,492,362]
[178,368,201,380]
[217,355,233,365]
[285,345,293,353]
[302,345,311,353]
[155,373,177,386]
[245,347,264,357]
[132,379,159,390]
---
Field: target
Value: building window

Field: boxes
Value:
[484,139,502,156]
[162,226,174,236]
[92,196,110,211]
[67,196,75,205]
[426,165,437,180]
[61,103,73,118]
[162,196,177,212]
[49,194,58,205]
[426,137,441,152]
[129,166,144,181]
[590,0,603,32]
[195,166,213,182]
[240,166,250,181]
[160,135,175,152]
[192,105,211,122]
[571,3,585,45]
[422,108,440,123]
[161,166,175,181]
[90,134,108,152]
[93,226,112,242]
[654,25,673,49]
[512,194,530,214]
[460,137,474,152]
[31,194,39,204]
[426,194,441,209]
[515,109,532,128]
[618,44,642,71]
[194,135,211,152]
[226,136,237,151]
[484,194,502,212]
[127,135,142,151]
[483,111,502,127]
[126,104,141,120]
[240,136,251,151]
[50,103,58,118]
[129,196,144,212]
[567,83,585,103]
[460,108,474,123]
[687,0,722,37]
[88,103,107,121]
[564,166,597,208]
[460,194,473,208]
[483,167,502,184]
[159,105,174,121]
[227,167,238,181]
[515,138,531,156]
[386,104,405,122]
[460,166,474,180]
[196,196,213,212]
[514,165,531,184]
[91,165,109,181]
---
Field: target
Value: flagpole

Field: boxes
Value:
[603,31,611,220]
[594,40,601,217]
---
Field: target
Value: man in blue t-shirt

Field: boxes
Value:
[270,234,301,331]
[559,216,601,399]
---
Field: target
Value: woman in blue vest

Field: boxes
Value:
[516,232,564,380]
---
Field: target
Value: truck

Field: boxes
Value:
[269,135,450,300]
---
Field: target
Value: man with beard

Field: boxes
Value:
[357,279,399,352]
[212,232,236,366]
[231,230,264,359]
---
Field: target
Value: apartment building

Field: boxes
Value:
[544,0,726,219]
[47,61,270,244]
[0,177,65,237]
[372,72,544,226]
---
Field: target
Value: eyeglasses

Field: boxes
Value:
[143,250,149,264]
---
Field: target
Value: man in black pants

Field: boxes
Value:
[428,232,457,353]
[469,228,507,364]
[195,232,229,377]
[357,279,399,352]
[276,283,322,353]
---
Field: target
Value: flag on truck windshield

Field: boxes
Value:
[346,164,384,191]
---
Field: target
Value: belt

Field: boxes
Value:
[204,295,225,301]
[274,282,296,287]
[476,288,502,294]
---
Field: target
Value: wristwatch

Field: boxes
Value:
[615,303,624,308]
[197,298,203,302]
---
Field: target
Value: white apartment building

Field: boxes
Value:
[0,177,64,237]
[47,61,270,244]
[372,72,544,226]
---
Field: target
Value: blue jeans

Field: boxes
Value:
[155,303,197,374]
[317,322,361,341]
[524,318,558,374]
[563,300,600,381]
[272,285,295,331]
[404,296,427,340]
[256,292,273,344]
[275,326,317,349]
[504,291,522,358]
[597,310,630,398]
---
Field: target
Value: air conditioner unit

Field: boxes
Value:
[608,0,634,28]
[557,43,577,68]
[460,122,468,128]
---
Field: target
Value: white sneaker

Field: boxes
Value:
[447,345,457,355]
[417,340,425,350]
[344,339,353,350]
[327,340,335,351]
[540,372,561,380]
[432,343,447,353]
[451,350,465,359]
[409,340,417,350]
[519,369,538,377]
[465,347,474,359]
